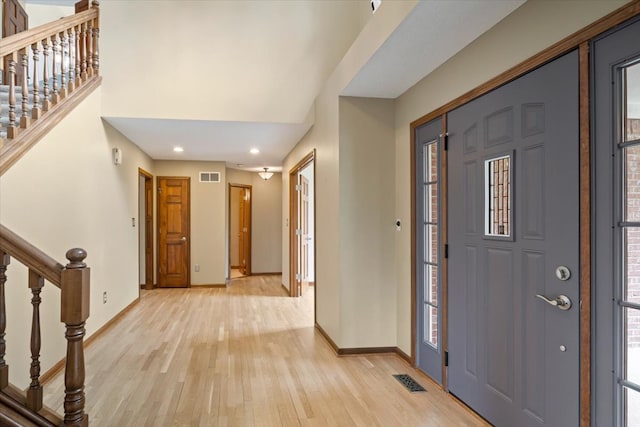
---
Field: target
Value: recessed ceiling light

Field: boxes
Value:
[173,146,184,153]
[250,148,260,154]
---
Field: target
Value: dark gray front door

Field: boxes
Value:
[447,50,580,427]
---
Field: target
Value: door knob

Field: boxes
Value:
[535,294,572,310]
[180,236,187,241]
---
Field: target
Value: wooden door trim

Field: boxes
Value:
[228,183,252,277]
[289,151,315,299]
[138,168,153,290]
[409,2,640,423]
[156,176,191,288]
[411,1,640,129]
[578,41,591,427]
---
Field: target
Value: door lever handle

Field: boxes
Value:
[180,236,187,242]
[535,294,572,311]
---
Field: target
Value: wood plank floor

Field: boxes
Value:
[43,275,487,426]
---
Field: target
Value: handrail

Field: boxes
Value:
[0,224,63,287]
[0,0,101,178]
[0,9,98,58]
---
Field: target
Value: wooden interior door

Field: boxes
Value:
[157,177,190,288]
[239,187,252,276]
[3,0,28,85]
[301,175,310,288]
[74,0,89,13]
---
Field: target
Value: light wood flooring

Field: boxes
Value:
[43,275,487,426]
[230,268,246,279]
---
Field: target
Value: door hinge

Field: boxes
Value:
[296,273,301,281]
[296,228,302,236]
[296,184,302,191]
[444,351,449,367]
[157,187,162,193]
[440,132,448,151]
[444,244,449,259]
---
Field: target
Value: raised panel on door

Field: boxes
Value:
[448,50,579,427]
[158,177,190,288]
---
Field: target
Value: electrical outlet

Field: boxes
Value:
[103,291,107,304]
[195,264,200,272]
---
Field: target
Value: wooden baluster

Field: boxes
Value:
[59,31,68,99]
[86,21,93,77]
[80,23,87,81]
[51,35,59,104]
[92,1,99,74]
[7,53,17,139]
[74,25,81,86]
[26,270,43,412]
[42,39,51,112]
[61,248,90,427]
[20,48,30,129]
[31,43,41,120]
[0,251,9,390]
[67,28,76,92]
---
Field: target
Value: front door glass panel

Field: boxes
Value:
[485,154,512,238]
[619,61,640,427]
[423,140,439,348]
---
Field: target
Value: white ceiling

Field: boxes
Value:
[28,0,525,170]
[104,117,312,172]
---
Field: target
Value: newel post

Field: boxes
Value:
[61,248,90,427]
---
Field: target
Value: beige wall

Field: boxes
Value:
[338,96,396,347]
[0,89,153,389]
[282,1,417,347]
[393,0,628,354]
[154,161,226,285]
[99,1,371,123]
[25,3,73,28]
[227,168,282,275]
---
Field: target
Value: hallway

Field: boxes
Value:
[43,275,486,426]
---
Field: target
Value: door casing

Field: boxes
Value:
[139,168,153,290]
[288,151,315,299]
[228,183,252,277]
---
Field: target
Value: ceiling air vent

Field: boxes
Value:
[199,172,220,183]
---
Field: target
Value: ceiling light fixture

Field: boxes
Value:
[173,146,184,153]
[258,167,273,181]
[250,148,260,154]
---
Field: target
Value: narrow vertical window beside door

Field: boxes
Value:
[423,141,439,347]
[619,61,640,427]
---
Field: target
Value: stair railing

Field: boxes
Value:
[0,224,90,427]
[0,1,100,176]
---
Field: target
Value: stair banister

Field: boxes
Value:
[0,224,90,426]
[0,1,101,177]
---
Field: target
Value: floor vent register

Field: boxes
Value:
[392,374,426,393]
